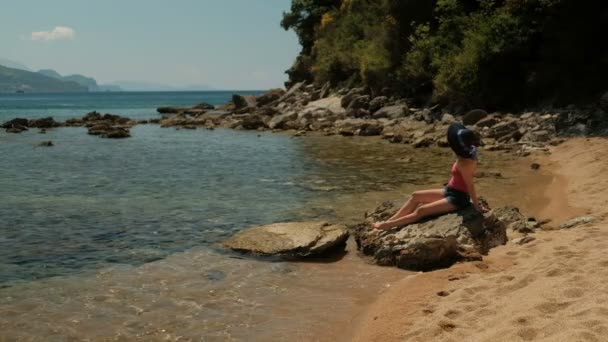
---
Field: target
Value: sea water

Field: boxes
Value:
[0,92,523,341]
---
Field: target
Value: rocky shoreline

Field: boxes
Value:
[3,84,607,154]
[153,84,607,158]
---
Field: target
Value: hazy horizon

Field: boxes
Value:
[0,0,300,90]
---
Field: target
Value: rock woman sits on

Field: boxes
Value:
[374,123,488,230]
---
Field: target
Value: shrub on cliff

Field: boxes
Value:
[282,0,608,109]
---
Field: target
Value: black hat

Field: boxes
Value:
[447,123,478,159]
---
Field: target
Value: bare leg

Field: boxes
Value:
[375,199,457,230]
[386,189,445,221]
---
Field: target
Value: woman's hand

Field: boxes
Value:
[474,202,489,213]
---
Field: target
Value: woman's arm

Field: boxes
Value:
[459,160,486,212]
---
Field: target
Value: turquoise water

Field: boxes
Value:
[0,91,262,121]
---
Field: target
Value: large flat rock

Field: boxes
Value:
[223,221,349,257]
[304,96,346,115]
[353,201,509,271]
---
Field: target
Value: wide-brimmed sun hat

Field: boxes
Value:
[447,123,478,159]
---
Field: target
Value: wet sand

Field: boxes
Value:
[352,137,608,342]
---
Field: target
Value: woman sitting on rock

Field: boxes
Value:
[374,123,488,230]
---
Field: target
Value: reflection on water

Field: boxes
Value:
[0,127,540,341]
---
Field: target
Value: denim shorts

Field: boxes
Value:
[444,186,471,209]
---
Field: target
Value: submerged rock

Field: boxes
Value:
[352,201,509,271]
[223,221,349,258]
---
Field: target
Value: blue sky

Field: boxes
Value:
[0,0,300,89]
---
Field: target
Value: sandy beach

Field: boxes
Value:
[352,137,608,342]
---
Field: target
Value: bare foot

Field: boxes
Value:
[373,221,392,230]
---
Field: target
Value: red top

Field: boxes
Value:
[447,162,468,192]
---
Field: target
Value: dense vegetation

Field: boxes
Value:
[281,0,608,110]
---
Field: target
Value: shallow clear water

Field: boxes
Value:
[0,93,534,341]
[1,124,458,341]
[1,126,318,284]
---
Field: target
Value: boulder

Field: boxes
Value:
[87,124,111,135]
[278,82,305,102]
[369,96,389,113]
[462,109,488,125]
[157,107,187,114]
[491,206,531,233]
[520,130,551,143]
[160,114,190,127]
[488,121,519,139]
[413,108,435,124]
[65,118,85,127]
[103,113,129,124]
[268,112,298,129]
[341,87,367,108]
[441,113,457,124]
[555,111,593,135]
[29,117,60,128]
[334,118,369,136]
[83,111,103,121]
[37,141,54,147]
[1,118,29,129]
[236,114,265,130]
[358,122,384,136]
[256,88,285,107]
[103,128,131,139]
[183,109,207,116]
[232,94,258,110]
[216,102,236,112]
[476,116,499,128]
[413,136,434,148]
[6,126,27,133]
[193,102,215,110]
[304,96,346,115]
[372,105,408,119]
[223,221,349,257]
[346,95,371,112]
[352,201,508,271]
[319,82,331,99]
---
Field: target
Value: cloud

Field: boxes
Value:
[31,26,75,41]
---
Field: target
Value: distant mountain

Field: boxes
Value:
[0,65,87,93]
[0,58,31,71]
[111,81,214,91]
[37,69,63,79]
[36,69,121,92]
